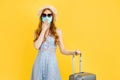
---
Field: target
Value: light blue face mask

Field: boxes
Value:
[42,16,52,24]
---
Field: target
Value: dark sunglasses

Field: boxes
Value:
[42,13,52,17]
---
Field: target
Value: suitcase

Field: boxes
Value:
[69,53,96,80]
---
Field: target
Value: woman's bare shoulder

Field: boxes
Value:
[56,28,62,35]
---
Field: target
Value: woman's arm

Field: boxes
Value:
[34,20,50,50]
[57,29,80,55]
[34,29,46,50]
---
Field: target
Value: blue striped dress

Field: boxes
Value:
[31,35,62,80]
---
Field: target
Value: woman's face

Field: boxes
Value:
[41,9,53,24]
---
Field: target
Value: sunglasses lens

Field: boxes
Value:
[42,14,46,17]
[48,14,52,17]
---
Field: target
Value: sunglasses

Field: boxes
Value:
[42,13,52,17]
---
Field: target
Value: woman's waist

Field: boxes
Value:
[38,47,56,53]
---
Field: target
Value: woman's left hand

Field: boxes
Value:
[73,49,81,56]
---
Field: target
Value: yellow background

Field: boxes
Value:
[0,0,120,80]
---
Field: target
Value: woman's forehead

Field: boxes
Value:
[43,9,52,14]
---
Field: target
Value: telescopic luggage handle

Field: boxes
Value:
[72,52,82,74]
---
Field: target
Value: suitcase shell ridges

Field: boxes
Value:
[69,72,96,80]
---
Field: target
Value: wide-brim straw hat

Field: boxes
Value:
[37,5,58,21]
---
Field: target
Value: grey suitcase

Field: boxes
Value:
[69,53,96,80]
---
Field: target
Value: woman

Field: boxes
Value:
[31,5,81,80]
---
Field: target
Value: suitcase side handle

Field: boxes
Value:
[72,52,82,74]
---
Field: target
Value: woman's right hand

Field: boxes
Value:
[42,20,50,32]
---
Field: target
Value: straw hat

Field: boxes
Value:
[37,5,58,21]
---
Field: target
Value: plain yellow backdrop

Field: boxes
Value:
[0,0,120,80]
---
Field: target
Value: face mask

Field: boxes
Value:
[42,16,52,24]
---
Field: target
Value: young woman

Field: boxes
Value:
[31,5,81,80]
